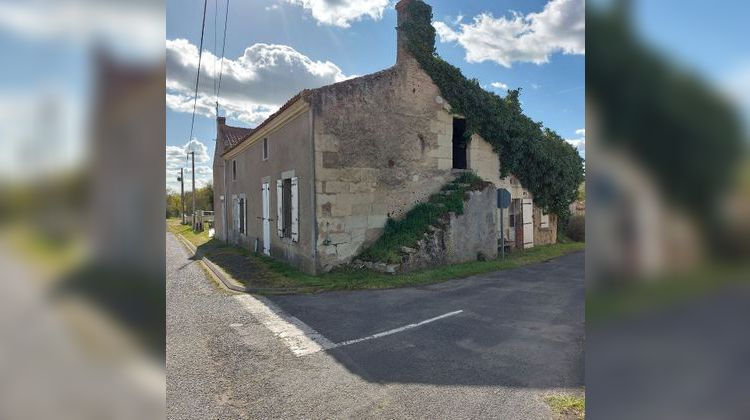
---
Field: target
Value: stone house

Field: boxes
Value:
[213,0,557,274]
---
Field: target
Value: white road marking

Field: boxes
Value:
[233,294,336,357]
[335,310,464,348]
[233,292,463,357]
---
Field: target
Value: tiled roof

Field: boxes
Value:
[218,124,255,150]
[221,89,314,156]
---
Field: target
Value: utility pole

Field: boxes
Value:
[190,151,196,230]
[178,168,185,224]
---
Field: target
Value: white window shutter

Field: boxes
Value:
[233,196,238,232]
[276,180,283,238]
[291,177,299,242]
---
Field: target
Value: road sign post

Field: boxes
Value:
[497,188,511,259]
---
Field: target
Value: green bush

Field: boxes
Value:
[565,215,585,243]
[399,1,584,220]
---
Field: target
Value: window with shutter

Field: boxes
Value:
[232,195,238,232]
[291,177,299,242]
[276,180,283,238]
[541,211,550,229]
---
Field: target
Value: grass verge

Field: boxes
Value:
[545,393,585,419]
[586,264,750,324]
[168,218,584,293]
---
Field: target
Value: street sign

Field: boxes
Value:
[497,188,511,208]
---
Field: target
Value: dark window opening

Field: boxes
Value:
[452,118,467,169]
[282,178,292,238]
[509,199,520,228]
[232,160,237,180]
[262,138,269,160]
[239,198,245,234]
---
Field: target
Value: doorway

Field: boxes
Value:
[452,118,467,169]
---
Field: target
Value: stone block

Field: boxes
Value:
[346,215,368,230]
[325,181,349,194]
[351,203,371,215]
[337,193,373,208]
[371,203,387,215]
[438,158,453,170]
[328,232,351,244]
[322,151,340,168]
[368,215,388,228]
[331,202,351,217]
[350,182,374,193]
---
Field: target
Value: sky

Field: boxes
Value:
[165,0,587,192]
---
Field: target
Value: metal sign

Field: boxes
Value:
[497,188,511,209]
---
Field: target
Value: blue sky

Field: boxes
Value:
[165,0,586,191]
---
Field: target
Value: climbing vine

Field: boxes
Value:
[400,0,584,220]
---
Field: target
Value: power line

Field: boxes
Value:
[213,0,218,99]
[216,0,230,114]
[188,0,208,145]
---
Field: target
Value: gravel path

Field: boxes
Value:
[166,232,573,419]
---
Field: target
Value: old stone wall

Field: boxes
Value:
[373,184,498,273]
[310,55,456,271]
[534,207,558,246]
[444,185,499,263]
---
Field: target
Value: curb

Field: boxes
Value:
[171,232,310,295]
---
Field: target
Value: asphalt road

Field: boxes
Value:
[166,232,584,419]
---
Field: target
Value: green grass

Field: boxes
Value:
[167,216,584,292]
[358,172,490,263]
[166,218,211,248]
[545,394,585,419]
[586,264,750,324]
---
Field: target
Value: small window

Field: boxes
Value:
[232,160,237,181]
[262,138,269,161]
[541,211,550,229]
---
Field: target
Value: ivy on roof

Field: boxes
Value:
[400,0,584,220]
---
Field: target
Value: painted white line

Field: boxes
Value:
[234,293,463,357]
[335,310,464,348]
[233,294,336,357]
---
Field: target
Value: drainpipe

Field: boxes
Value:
[309,107,318,273]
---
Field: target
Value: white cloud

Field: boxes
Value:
[721,63,750,133]
[566,128,585,157]
[433,0,584,68]
[166,139,213,191]
[166,38,350,125]
[491,81,509,90]
[285,0,389,28]
[265,4,280,11]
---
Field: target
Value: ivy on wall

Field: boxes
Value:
[400,0,584,220]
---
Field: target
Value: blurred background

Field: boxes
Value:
[586,0,750,418]
[0,0,165,419]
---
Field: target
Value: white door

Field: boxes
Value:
[522,198,534,249]
[220,196,226,240]
[262,182,271,255]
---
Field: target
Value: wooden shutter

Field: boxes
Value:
[291,177,299,242]
[276,180,283,237]
[232,195,238,232]
[522,198,534,249]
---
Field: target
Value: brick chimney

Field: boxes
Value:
[395,0,414,65]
